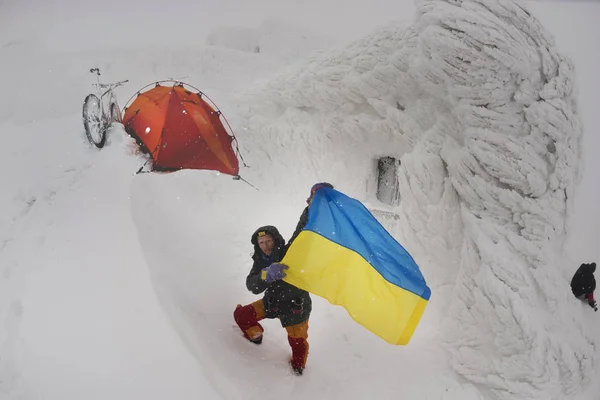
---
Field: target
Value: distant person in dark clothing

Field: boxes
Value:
[571,262,597,312]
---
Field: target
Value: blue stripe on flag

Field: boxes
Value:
[305,188,431,300]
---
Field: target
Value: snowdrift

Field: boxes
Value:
[238,0,597,398]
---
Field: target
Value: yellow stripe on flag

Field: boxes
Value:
[282,231,428,345]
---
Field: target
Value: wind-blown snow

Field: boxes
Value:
[418,2,594,398]
[1,0,599,399]
[239,0,597,398]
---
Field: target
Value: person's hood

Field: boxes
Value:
[251,225,285,251]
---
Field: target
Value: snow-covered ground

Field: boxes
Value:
[1,0,598,399]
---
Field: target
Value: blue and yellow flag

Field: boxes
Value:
[282,187,431,345]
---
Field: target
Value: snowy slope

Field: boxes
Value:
[0,26,301,400]
[0,119,219,399]
[1,0,599,399]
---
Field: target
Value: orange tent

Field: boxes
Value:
[122,81,240,176]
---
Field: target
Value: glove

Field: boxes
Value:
[261,263,289,283]
[590,300,598,312]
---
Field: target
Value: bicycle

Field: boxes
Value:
[82,68,128,148]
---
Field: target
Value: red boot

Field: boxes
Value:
[285,320,309,375]
[234,301,265,344]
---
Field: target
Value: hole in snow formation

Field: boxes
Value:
[376,156,401,206]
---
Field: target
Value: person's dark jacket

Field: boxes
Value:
[571,262,596,298]
[283,207,309,256]
[246,225,311,327]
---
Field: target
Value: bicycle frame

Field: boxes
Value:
[90,68,128,122]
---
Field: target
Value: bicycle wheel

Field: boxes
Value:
[82,94,106,148]
[110,101,122,123]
